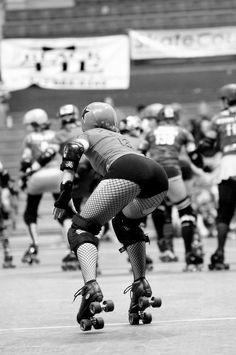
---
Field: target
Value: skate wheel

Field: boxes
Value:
[225,264,230,270]
[138,297,149,311]
[208,264,214,270]
[103,300,114,312]
[93,317,104,330]
[90,302,102,314]
[61,265,67,271]
[151,297,162,308]
[80,319,92,331]
[142,312,152,324]
[129,313,139,325]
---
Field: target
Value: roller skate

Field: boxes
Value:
[2,254,15,269]
[73,280,114,331]
[61,251,80,271]
[21,243,39,265]
[208,250,230,271]
[184,248,204,272]
[159,249,178,262]
[124,277,162,325]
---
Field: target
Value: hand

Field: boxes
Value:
[53,207,65,220]
[53,180,73,219]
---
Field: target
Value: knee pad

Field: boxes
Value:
[112,211,149,251]
[176,200,196,226]
[23,209,37,225]
[71,214,102,235]
[68,228,99,253]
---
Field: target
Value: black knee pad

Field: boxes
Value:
[178,205,196,226]
[112,211,149,251]
[68,228,99,253]
[71,214,102,235]
[23,209,37,225]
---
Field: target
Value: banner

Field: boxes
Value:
[129,27,236,59]
[1,35,130,90]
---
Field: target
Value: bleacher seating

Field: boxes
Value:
[3,0,236,38]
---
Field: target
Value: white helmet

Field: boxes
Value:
[23,108,49,128]
[81,102,119,132]
[57,104,79,125]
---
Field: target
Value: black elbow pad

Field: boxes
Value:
[60,140,84,172]
[188,150,204,168]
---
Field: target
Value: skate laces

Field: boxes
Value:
[123,284,132,295]
[73,287,83,303]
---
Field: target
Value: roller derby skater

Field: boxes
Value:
[140,104,208,271]
[196,84,236,272]
[1,230,15,269]
[22,243,39,265]
[53,101,168,330]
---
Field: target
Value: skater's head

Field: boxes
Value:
[156,105,178,125]
[23,108,50,132]
[81,102,119,132]
[218,83,236,109]
[57,104,80,129]
[139,103,164,132]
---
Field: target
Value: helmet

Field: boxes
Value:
[126,115,142,131]
[139,103,164,120]
[23,108,49,129]
[57,104,79,125]
[81,102,119,132]
[157,105,177,122]
[219,84,236,104]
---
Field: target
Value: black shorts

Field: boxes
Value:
[104,154,168,198]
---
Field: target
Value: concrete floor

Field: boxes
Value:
[0,233,236,355]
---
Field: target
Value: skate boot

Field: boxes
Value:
[21,244,39,265]
[208,250,229,271]
[159,249,178,262]
[61,251,80,271]
[124,277,162,325]
[73,280,114,331]
[184,249,204,272]
[2,254,16,269]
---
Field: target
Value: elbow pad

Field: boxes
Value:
[60,140,84,172]
[37,147,56,167]
[188,150,204,169]
[197,137,216,155]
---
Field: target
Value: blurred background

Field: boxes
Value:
[0,0,236,178]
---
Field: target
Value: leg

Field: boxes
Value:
[22,193,42,264]
[113,191,166,324]
[209,180,236,270]
[68,179,140,327]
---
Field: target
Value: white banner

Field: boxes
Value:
[1,35,130,90]
[129,27,236,59]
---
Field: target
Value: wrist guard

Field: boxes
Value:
[54,181,73,210]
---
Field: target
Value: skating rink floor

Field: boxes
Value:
[1,231,236,355]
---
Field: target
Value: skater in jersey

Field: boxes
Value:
[140,104,206,271]
[53,102,168,330]
[53,104,102,271]
[0,161,16,268]
[20,108,62,265]
[198,84,236,270]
